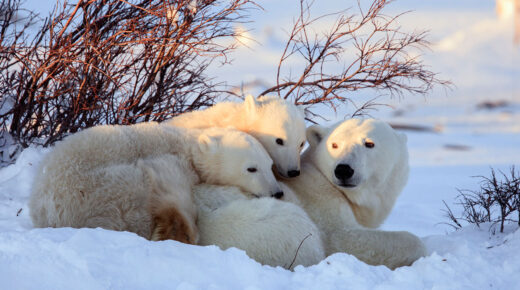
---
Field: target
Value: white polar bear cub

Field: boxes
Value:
[30,122,281,244]
[193,184,325,270]
[165,95,306,179]
[281,118,427,269]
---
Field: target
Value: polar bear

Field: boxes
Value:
[281,118,427,269]
[164,95,306,179]
[193,184,325,270]
[30,122,281,244]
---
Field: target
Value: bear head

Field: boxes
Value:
[194,128,284,199]
[305,118,409,227]
[243,95,306,179]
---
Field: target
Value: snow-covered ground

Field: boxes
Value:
[2,0,520,289]
[1,109,519,289]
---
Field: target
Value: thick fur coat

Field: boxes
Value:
[281,119,427,269]
[165,95,306,179]
[30,123,280,244]
[193,184,325,270]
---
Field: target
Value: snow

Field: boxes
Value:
[1,103,519,289]
[1,149,520,290]
[2,0,520,289]
[2,175,519,290]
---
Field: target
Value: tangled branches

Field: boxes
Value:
[1,0,448,165]
[443,167,520,233]
[259,0,449,119]
[0,0,255,152]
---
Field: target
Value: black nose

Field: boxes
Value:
[287,170,300,178]
[272,191,284,199]
[334,164,354,180]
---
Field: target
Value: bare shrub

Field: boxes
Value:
[0,0,255,164]
[258,0,450,120]
[443,166,520,233]
[1,0,448,166]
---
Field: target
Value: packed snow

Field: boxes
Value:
[2,0,520,289]
[1,117,519,289]
[2,96,519,289]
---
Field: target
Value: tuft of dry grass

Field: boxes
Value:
[443,166,520,233]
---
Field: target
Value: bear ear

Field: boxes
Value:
[244,94,257,115]
[306,125,327,148]
[198,134,217,153]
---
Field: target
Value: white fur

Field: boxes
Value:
[165,95,307,178]
[29,122,281,243]
[281,118,427,269]
[193,184,325,270]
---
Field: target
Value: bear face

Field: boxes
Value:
[244,96,306,179]
[305,119,409,227]
[279,119,424,268]
[195,128,283,199]
[307,119,408,189]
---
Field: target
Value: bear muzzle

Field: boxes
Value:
[287,169,301,178]
[272,191,284,199]
[334,164,357,188]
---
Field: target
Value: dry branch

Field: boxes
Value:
[1,0,449,165]
[0,0,256,157]
[259,0,450,119]
[443,166,520,233]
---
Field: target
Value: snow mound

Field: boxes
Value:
[1,147,520,289]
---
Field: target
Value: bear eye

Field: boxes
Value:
[247,167,257,173]
[300,142,305,148]
[365,141,375,148]
[276,138,284,146]
[331,142,338,149]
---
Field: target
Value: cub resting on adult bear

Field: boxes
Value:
[30,122,281,244]
[281,118,427,270]
[165,95,306,180]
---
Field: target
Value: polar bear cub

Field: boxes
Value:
[165,95,306,179]
[193,184,325,270]
[281,118,427,269]
[30,122,281,244]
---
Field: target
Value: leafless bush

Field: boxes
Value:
[1,0,448,166]
[443,167,520,233]
[0,0,255,165]
[258,0,450,120]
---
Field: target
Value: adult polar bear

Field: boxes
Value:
[281,118,427,269]
[165,95,306,179]
[30,123,281,244]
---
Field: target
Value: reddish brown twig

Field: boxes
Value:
[0,0,257,157]
[259,0,450,119]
